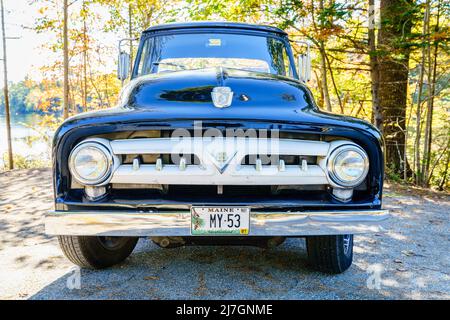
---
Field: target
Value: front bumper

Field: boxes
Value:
[45,209,389,236]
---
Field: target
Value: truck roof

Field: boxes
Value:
[143,21,287,36]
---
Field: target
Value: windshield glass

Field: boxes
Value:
[135,32,293,77]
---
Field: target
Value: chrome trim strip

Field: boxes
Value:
[110,164,328,185]
[45,209,389,236]
[70,137,371,188]
[107,137,355,186]
[110,137,331,156]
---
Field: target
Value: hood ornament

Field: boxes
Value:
[211,86,233,108]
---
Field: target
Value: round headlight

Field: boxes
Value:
[327,145,369,187]
[69,142,113,185]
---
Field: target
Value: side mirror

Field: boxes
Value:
[117,51,130,81]
[297,54,311,83]
[117,37,138,83]
[295,41,311,83]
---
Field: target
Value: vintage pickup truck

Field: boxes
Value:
[45,22,389,274]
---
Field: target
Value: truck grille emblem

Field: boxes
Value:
[207,150,237,173]
[211,86,233,108]
[215,151,228,163]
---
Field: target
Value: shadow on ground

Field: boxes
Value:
[29,238,393,300]
[0,169,449,300]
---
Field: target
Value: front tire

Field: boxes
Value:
[306,234,353,274]
[58,236,138,269]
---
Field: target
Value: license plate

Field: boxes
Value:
[191,206,250,235]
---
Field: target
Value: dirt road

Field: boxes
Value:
[0,168,448,299]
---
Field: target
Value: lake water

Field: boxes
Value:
[0,113,53,168]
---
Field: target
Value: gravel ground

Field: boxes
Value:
[0,168,449,300]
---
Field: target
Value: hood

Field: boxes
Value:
[120,67,314,112]
[57,67,382,144]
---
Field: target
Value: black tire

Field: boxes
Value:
[58,235,139,269]
[306,234,353,274]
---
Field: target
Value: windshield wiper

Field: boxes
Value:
[153,62,187,70]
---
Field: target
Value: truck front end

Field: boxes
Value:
[45,22,388,273]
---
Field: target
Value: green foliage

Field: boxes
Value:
[386,165,403,183]
[0,80,35,115]
[1,0,447,190]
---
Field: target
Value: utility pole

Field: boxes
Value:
[1,0,13,169]
[63,0,69,119]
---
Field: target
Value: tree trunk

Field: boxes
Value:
[422,0,440,186]
[128,4,134,76]
[63,0,69,119]
[324,53,343,113]
[317,0,332,112]
[368,0,382,131]
[314,69,325,108]
[438,151,450,191]
[378,0,414,174]
[319,43,332,112]
[1,0,13,169]
[82,0,88,113]
[414,0,430,184]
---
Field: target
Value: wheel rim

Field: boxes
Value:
[343,235,351,255]
[98,236,127,250]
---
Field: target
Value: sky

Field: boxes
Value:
[0,1,222,85]
[0,0,118,84]
[0,0,49,83]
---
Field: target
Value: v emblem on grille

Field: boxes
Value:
[207,150,237,174]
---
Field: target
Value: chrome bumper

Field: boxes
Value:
[45,209,390,236]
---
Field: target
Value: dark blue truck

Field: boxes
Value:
[45,22,388,274]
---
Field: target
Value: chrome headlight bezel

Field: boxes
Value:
[69,141,113,186]
[327,144,369,188]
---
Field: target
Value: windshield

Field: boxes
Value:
[135,32,293,77]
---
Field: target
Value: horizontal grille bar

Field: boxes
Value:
[85,137,358,186]
[110,137,330,156]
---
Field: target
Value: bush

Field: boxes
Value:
[0,153,50,171]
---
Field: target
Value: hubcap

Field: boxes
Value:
[98,236,126,250]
